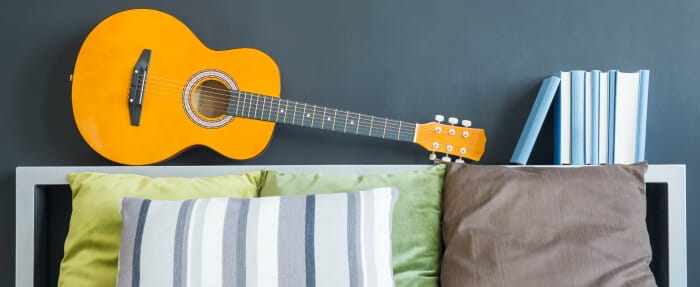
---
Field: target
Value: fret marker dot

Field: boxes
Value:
[306,113,310,117]
[327,117,331,120]
[351,121,354,124]
[280,109,284,113]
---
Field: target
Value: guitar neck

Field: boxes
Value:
[225,91,417,143]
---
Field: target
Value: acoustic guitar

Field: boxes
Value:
[71,9,486,165]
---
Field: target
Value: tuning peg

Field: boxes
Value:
[448,117,458,125]
[434,115,445,123]
[441,155,452,162]
[429,152,437,161]
[455,158,465,164]
[461,119,472,127]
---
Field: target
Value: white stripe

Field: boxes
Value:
[199,198,228,286]
[373,188,394,285]
[315,193,350,287]
[139,200,180,287]
[257,197,280,287]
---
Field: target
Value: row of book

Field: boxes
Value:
[511,69,649,165]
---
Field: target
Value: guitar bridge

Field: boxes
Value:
[128,49,151,126]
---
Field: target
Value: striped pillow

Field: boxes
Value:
[116,187,398,287]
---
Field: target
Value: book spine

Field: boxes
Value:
[571,70,585,165]
[607,70,617,163]
[599,72,609,164]
[555,71,572,165]
[591,70,600,165]
[585,71,592,165]
[636,70,650,162]
[511,76,561,164]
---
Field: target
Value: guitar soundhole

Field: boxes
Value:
[193,80,230,119]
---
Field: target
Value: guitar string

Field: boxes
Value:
[133,74,475,133]
[139,73,436,132]
[123,92,478,156]
[121,74,477,151]
[143,73,472,131]
[125,84,417,138]
[130,76,417,131]
[137,75,414,131]
[125,90,479,151]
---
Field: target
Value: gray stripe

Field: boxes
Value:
[305,196,315,287]
[132,199,151,287]
[347,192,362,287]
[363,192,377,286]
[173,200,195,287]
[245,200,259,287]
[278,196,307,287]
[222,198,242,287]
[117,198,143,287]
[189,199,210,286]
[236,199,250,287]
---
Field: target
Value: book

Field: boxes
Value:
[555,71,572,165]
[590,70,600,165]
[599,71,609,164]
[585,71,592,164]
[510,76,561,165]
[636,70,650,162]
[614,71,641,164]
[607,70,617,163]
[570,70,585,165]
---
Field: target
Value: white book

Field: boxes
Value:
[614,71,641,164]
[599,72,609,164]
[585,71,592,165]
[557,71,572,165]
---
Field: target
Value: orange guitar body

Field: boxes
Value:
[72,9,280,165]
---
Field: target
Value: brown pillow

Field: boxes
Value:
[441,162,656,287]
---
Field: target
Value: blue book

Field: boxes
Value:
[554,71,572,165]
[511,76,561,164]
[636,70,650,162]
[570,70,585,165]
[590,70,600,165]
[607,70,617,163]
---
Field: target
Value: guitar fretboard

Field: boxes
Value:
[225,91,416,143]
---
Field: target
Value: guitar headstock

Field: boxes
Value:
[415,116,486,162]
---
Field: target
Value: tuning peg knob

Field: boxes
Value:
[461,120,472,127]
[441,155,452,162]
[429,152,437,161]
[455,158,465,164]
[435,115,445,123]
[448,117,459,125]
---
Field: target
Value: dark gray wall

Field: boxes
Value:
[1,0,697,285]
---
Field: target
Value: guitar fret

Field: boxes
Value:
[321,107,326,129]
[382,118,387,138]
[269,97,274,121]
[332,109,337,131]
[355,113,360,134]
[397,121,402,140]
[343,111,348,132]
[301,103,307,126]
[246,93,253,118]
[235,91,240,116]
[310,105,316,127]
[275,98,280,122]
[369,115,374,136]
[254,95,258,119]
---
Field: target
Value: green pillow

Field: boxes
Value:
[58,171,262,287]
[259,164,445,287]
